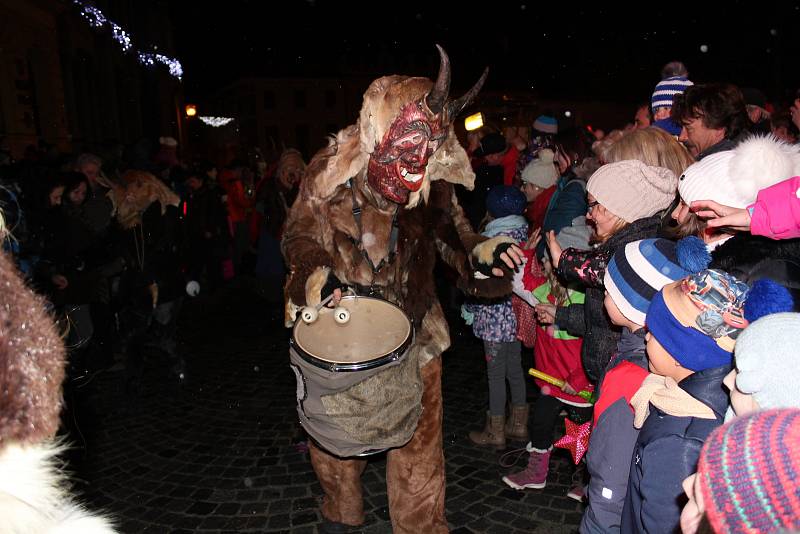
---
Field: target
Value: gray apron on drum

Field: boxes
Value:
[289,296,423,458]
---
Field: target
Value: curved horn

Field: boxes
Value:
[425,44,451,114]
[445,67,489,121]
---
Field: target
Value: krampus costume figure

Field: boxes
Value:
[282,47,515,533]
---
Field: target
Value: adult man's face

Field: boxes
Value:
[367,101,446,204]
[678,116,725,157]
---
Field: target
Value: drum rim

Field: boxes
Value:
[291,296,413,372]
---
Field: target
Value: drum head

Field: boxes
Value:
[293,296,411,367]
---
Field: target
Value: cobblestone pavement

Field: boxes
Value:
[68,283,584,533]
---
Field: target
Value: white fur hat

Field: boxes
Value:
[679,135,800,208]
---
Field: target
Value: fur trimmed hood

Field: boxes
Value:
[0,442,117,534]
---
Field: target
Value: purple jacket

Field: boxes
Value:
[463,216,528,342]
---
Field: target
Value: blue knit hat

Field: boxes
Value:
[651,76,693,111]
[486,185,527,218]
[603,238,703,326]
[533,115,558,134]
[647,270,794,371]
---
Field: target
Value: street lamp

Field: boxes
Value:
[185,104,197,117]
[464,112,483,131]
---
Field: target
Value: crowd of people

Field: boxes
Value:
[456,62,800,534]
[2,53,800,534]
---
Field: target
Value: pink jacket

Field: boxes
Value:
[749,176,800,240]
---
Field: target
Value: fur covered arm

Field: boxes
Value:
[281,198,336,318]
[555,303,586,337]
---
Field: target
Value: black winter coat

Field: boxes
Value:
[710,233,800,311]
[621,364,731,534]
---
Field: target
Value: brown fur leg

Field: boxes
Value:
[309,441,367,526]
[386,357,448,533]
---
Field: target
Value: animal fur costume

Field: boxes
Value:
[0,251,116,533]
[282,47,514,533]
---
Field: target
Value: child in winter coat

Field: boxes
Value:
[580,237,697,534]
[503,222,592,494]
[464,186,529,449]
[621,269,793,534]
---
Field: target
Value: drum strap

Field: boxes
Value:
[348,179,400,274]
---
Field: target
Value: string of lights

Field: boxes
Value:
[72,0,183,80]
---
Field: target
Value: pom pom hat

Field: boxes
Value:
[697,409,800,534]
[646,269,794,371]
[678,134,800,208]
[603,237,704,326]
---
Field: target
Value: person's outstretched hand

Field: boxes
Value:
[546,230,563,268]
[492,244,525,277]
[690,200,751,232]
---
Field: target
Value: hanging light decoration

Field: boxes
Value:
[198,116,234,127]
[72,0,183,81]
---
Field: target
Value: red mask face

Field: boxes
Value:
[367,101,446,204]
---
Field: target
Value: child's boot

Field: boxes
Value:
[502,445,551,489]
[469,411,506,450]
[504,403,529,443]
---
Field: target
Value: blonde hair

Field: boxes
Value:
[591,217,628,245]
[605,127,694,177]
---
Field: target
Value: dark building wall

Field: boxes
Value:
[0,0,183,159]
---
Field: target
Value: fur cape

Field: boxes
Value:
[0,442,116,534]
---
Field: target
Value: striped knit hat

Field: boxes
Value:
[651,76,694,111]
[603,237,701,326]
[697,408,800,534]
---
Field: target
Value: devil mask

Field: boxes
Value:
[365,46,487,204]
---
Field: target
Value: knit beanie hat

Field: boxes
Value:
[486,185,527,218]
[733,312,800,411]
[586,160,678,223]
[533,115,558,134]
[647,270,794,372]
[651,76,693,111]
[603,237,704,326]
[697,408,800,534]
[521,149,559,189]
[678,134,800,208]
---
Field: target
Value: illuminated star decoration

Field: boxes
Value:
[553,418,592,464]
[72,0,183,80]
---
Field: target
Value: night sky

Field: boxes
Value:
[169,2,800,106]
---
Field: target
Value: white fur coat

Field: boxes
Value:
[0,442,117,534]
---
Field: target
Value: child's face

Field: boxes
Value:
[723,369,759,418]
[646,331,693,381]
[680,473,705,534]
[603,291,643,331]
